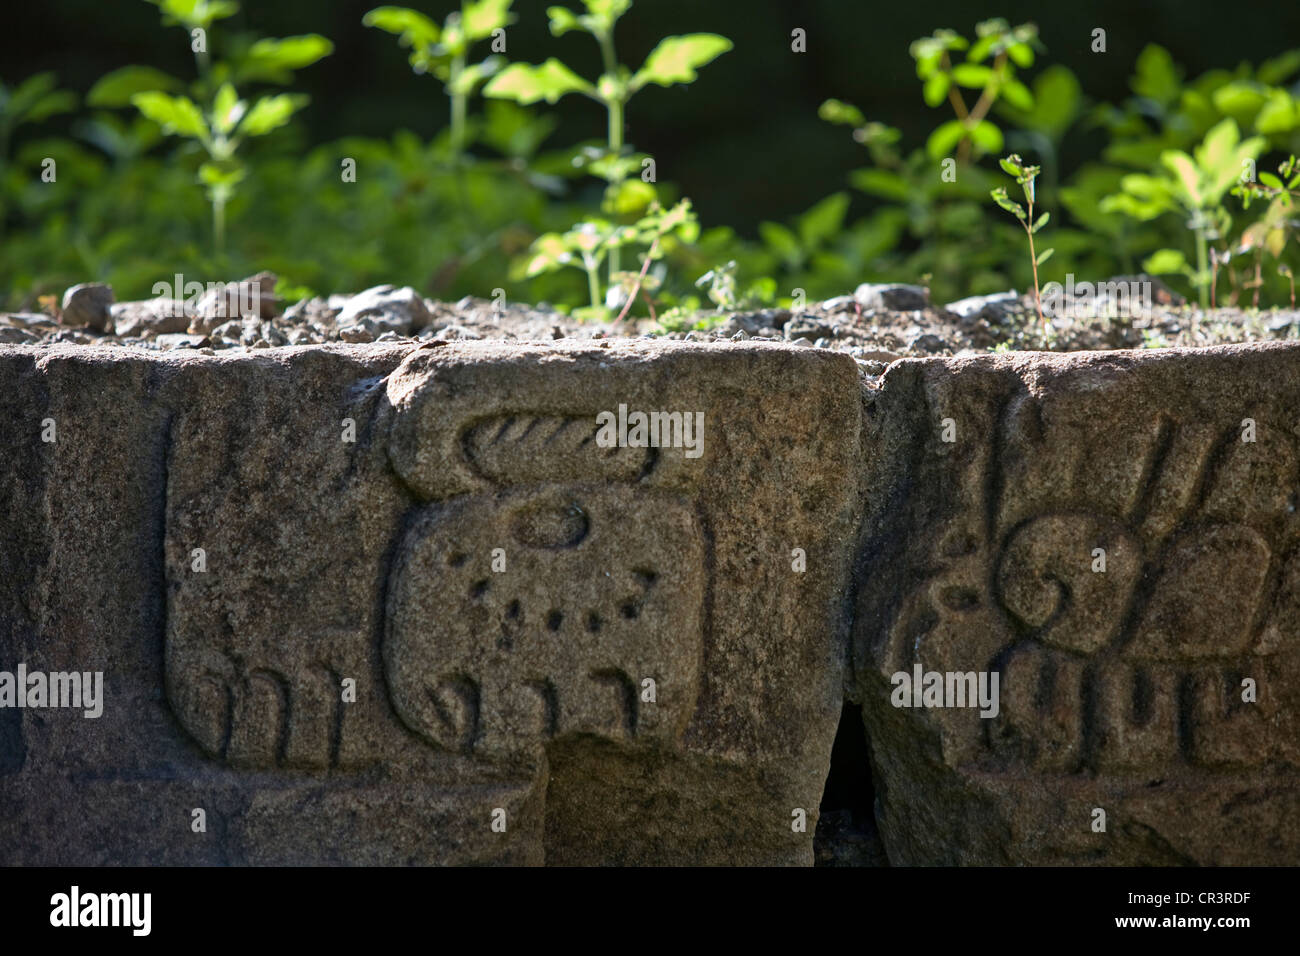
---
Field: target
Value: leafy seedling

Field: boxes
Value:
[108,0,332,253]
[485,0,730,292]
[992,154,1052,324]
[1104,118,1265,307]
[364,1,516,161]
[523,197,697,320]
[911,18,1041,163]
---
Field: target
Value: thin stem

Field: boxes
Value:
[615,237,658,323]
[606,97,625,285]
[213,195,226,255]
[1024,186,1042,325]
[585,256,602,311]
[450,52,467,161]
[1194,225,1210,309]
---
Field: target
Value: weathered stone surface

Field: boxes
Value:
[853,343,1300,865]
[0,340,860,866]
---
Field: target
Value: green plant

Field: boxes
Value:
[363,1,515,162]
[523,197,697,320]
[991,154,1052,322]
[484,0,730,294]
[910,18,1041,163]
[1106,119,1265,308]
[0,73,78,230]
[112,0,333,253]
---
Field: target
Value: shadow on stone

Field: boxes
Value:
[815,703,888,866]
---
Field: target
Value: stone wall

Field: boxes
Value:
[1,340,1296,864]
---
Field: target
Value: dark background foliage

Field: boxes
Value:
[8,0,1300,235]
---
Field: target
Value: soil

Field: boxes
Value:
[7,277,1300,381]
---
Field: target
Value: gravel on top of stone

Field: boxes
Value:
[6,274,1299,376]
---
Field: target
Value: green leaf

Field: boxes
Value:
[1161,150,1201,206]
[759,221,802,267]
[848,168,910,200]
[818,98,865,127]
[131,91,207,139]
[3,72,77,125]
[632,34,733,90]
[1143,248,1190,275]
[1001,79,1033,111]
[1132,44,1180,106]
[1212,82,1267,118]
[463,0,515,41]
[1256,90,1298,135]
[1033,211,1050,233]
[87,66,181,108]
[1035,247,1054,266]
[484,59,595,104]
[602,179,657,216]
[968,120,1003,155]
[797,192,850,249]
[1258,49,1300,86]
[238,93,307,136]
[926,119,966,159]
[240,35,335,83]
[999,156,1021,177]
[198,160,245,189]
[1260,172,1285,190]
[362,7,440,47]
[990,187,1025,219]
[1006,41,1034,68]
[210,83,244,135]
[546,5,584,36]
[922,72,950,108]
[951,63,993,89]
[146,0,237,29]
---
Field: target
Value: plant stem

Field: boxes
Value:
[450,52,467,162]
[213,195,226,256]
[599,28,625,289]
[616,237,658,323]
[585,257,602,311]
[1024,187,1042,324]
[1194,225,1209,309]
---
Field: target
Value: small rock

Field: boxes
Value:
[339,319,378,343]
[113,299,191,338]
[435,324,483,341]
[908,332,948,354]
[820,295,857,313]
[944,291,1021,322]
[0,327,38,344]
[731,330,748,341]
[856,349,903,363]
[260,321,287,347]
[156,333,210,350]
[854,283,930,312]
[61,283,114,332]
[336,285,431,334]
[191,271,280,332]
[791,337,813,347]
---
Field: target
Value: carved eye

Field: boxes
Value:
[510,497,590,550]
